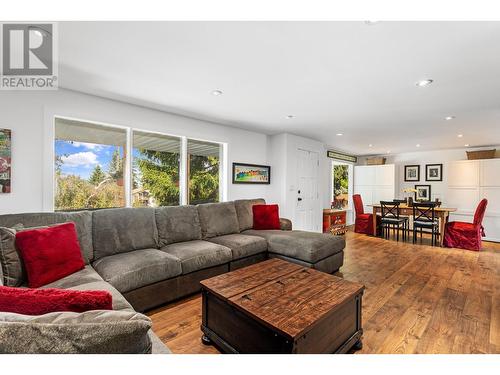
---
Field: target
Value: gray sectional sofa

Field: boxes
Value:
[0,198,345,354]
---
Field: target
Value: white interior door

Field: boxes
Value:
[295,149,320,231]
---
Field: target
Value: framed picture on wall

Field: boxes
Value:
[232,163,271,184]
[0,128,12,194]
[415,185,431,201]
[426,163,443,181]
[404,165,420,182]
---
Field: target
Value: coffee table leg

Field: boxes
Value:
[201,334,212,346]
[352,339,363,350]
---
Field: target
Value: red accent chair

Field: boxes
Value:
[443,198,488,251]
[353,194,379,235]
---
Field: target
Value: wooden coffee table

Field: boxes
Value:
[200,258,364,354]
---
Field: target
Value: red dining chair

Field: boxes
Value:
[443,198,488,251]
[353,194,379,235]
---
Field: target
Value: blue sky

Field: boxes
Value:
[55,140,140,180]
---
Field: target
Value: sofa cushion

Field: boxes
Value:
[234,198,266,231]
[208,234,267,260]
[92,208,158,260]
[15,223,85,288]
[161,240,232,274]
[0,286,112,315]
[0,226,23,287]
[243,230,345,263]
[0,310,152,354]
[155,205,202,246]
[92,248,181,294]
[252,204,281,230]
[41,265,133,312]
[0,211,94,264]
[197,202,240,239]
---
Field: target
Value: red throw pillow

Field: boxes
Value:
[0,286,112,315]
[253,204,281,230]
[15,222,85,288]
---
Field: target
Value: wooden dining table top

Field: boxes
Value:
[369,204,457,213]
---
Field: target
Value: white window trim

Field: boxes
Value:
[49,115,226,211]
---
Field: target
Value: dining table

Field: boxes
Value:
[369,203,457,247]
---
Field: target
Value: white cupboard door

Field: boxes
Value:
[375,164,395,186]
[374,187,395,204]
[447,188,480,213]
[448,161,480,188]
[481,187,500,215]
[482,215,500,242]
[354,186,373,213]
[481,159,500,187]
[354,166,375,186]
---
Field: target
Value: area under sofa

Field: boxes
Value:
[0,198,345,353]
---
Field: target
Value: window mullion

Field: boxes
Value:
[124,128,132,207]
[180,137,188,205]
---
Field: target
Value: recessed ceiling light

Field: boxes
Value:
[457,134,463,138]
[445,116,455,121]
[368,144,373,147]
[416,144,421,147]
[212,90,223,96]
[364,21,379,25]
[415,79,433,87]
[336,133,343,136]
[387,150,391,154]
[464,144,470,147]
[286,115,295,119]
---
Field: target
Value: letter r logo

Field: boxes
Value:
[2,24,53,76]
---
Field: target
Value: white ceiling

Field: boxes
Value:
[58,21,500,155]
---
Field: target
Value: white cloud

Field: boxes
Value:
[72,141,104,151]
[61,152,99,167]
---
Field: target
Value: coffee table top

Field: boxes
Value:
[200,258,364,339]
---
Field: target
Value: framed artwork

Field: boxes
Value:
[426,163,443,181]
[232,163,271,184]
[0,129,11,194]
[404,165,420,182]
[415,185,431,201]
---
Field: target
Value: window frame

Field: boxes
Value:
[51,115,226,211]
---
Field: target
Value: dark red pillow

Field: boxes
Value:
[252,204,281,230]
[0,286,112,315]
[15,222,85,288]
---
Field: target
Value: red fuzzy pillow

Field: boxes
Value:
[15,222,85,288]
[0,286,113,315]
[252,204,281,230]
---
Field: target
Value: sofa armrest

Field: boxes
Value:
[279,218,292,231]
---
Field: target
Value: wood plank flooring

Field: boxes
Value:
[147,230,500,354]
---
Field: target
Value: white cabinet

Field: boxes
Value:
[448,160,480,188]
[447,159,500,242]
[354,164,396,213]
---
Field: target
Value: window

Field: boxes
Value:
[132,131,181,207]
[55,118,126,211]
[54,117,224,210]
[187,139,221,205]
[332,162,350,210]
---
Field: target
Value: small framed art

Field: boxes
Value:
[232,163,271,184]
[426,163,443,182]
[404,165,420,182]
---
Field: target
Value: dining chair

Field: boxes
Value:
[380,201,408,242]
[443,199,488,251]
[412,202,439,246]
[353,194,377,235]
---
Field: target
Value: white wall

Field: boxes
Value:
[0,89,274,213]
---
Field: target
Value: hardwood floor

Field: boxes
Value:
[147,230,500,354]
